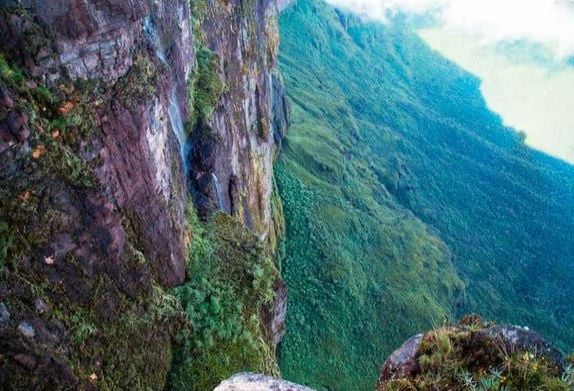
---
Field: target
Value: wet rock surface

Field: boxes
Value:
[189,0,290,243]
[0,302,10,323]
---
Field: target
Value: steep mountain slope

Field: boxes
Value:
[0,0,288,388]
[276,0,574,389]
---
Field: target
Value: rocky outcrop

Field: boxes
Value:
[380,325,566,384]
[215,373,316,391]
[377,317,570,391]
[264,278,288,345]
[379,333,423,382]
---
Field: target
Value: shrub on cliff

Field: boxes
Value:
[188,45,224,129]
[169,205,280,391]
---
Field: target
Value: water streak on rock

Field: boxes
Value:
[211,173,227,213]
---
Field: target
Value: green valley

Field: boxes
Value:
[275,0,574,390]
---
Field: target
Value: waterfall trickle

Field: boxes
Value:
[143,17,187,170]
[211,173,227,213]
[168,89,186,164]
[143,17,168,65]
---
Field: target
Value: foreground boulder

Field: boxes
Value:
[214,373,315,391]
[377,315,573,391]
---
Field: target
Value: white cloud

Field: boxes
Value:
[421,28,574,163]
[326,0,442,22]
[326,0,574,59]
[325,0,574,163]
[442,0,574,59]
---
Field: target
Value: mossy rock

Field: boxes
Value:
[377,316,573,391]
[115,54,159,110]
[187,45,224,129]
[0,50,182,390]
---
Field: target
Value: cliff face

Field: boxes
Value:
[0,0,287,388]
[1,0,193,286]
[188,0,290,244]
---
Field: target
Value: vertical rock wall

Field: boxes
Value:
[0,0,193,286]
[0,1,197,387]
[188,0,290,244]
[0,0,288,387]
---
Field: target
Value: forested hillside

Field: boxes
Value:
[275,0,574,389]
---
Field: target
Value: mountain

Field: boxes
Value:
[1,0,573,389]
[276,0,574,389]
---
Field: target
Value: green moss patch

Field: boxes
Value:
[115,55,158,109]
[187,45,224,130]
[0,53,25,89]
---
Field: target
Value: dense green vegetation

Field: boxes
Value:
[169,207,281,391]
[276,0,574,390]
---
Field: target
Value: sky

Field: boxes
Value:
[325,0,574,163]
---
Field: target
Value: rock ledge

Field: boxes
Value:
[214,373,315,391]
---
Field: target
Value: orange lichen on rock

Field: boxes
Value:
[19,191,30,202]
[31,145,45,159]
[58,101,74,115]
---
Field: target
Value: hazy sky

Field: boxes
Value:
[325,0,574,163]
